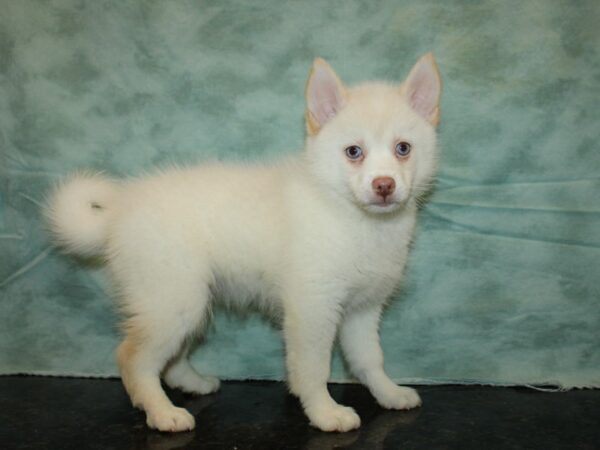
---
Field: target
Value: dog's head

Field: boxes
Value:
[304,53,442,214]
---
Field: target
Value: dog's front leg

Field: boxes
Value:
[284,298,361,432]
[339,304,421,410]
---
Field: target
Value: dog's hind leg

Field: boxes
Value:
[115,264,211,432]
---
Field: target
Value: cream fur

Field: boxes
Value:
[45,53,441,433]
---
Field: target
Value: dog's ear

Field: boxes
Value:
[402,53,442,127]
[305,58,347,135]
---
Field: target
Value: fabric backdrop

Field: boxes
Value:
[1,0,599,388]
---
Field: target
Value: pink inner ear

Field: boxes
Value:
[407,61,440,121]
[308,66,344,127]
[411,86,436,117]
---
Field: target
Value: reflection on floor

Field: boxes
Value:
[1,376,598,449]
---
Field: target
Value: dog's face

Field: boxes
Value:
[304,54,441,214]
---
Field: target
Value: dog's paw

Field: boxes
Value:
[375,385,422,410]
[146,406,195,432]
[165,370,221,395]
[191,375,221,395]
[179,374,221,395]
[306,403,361,432]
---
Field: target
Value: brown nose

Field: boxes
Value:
[372,177,396,198]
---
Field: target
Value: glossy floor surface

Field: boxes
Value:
[1,376,598,449]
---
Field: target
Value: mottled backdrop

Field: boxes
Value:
[1,0,599,387]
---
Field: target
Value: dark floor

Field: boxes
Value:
[0,376,598,450]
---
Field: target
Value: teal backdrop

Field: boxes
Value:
[1,0,599,388]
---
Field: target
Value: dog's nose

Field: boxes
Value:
[372,177,396,198]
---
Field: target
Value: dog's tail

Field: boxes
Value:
[45,172,120,258]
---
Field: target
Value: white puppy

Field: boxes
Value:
[46,53,442,433]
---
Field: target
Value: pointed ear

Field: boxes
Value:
[305,58,347,135]
[402,53,442,126]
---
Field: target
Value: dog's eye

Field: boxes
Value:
[395,141,411,157]
[345,145,363,160]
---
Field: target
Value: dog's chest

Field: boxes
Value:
[349,237,409,294]
[330,216,415,307]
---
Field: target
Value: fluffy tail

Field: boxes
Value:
[45,172,119,258]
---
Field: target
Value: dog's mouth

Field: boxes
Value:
[361,198,404,214]
[371,199,396,208]
[361,191,413,213]
[370,200,401,209]
[378,192,400,202]
[352,188,411,214]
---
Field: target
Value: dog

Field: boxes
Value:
[45,53,441,432]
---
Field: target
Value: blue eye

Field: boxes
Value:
[395,141,411,157]
[345,145,363,160]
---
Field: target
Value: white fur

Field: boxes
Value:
[45,172,120,258]
[45,54,441,432]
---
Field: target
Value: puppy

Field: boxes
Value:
[46,53,441,432]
